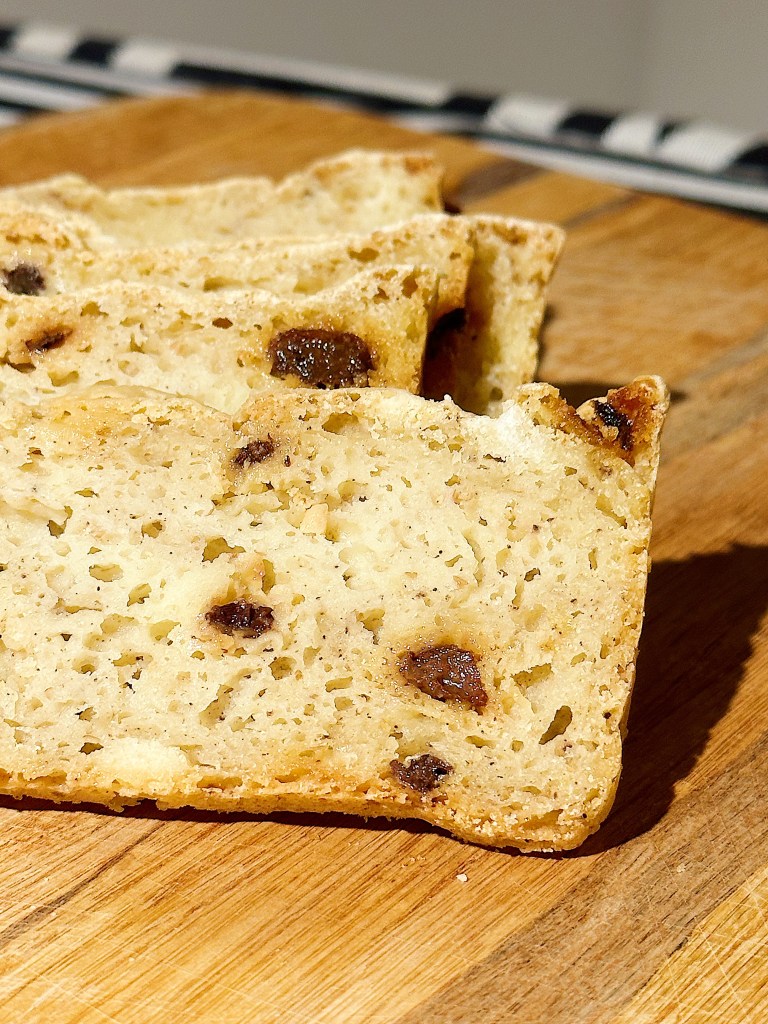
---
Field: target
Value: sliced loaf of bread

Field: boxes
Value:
[0,210,472,325]
[0,150,444,245]
[0,207,564,412]
[0,266,436,410]
[0,377,668,849]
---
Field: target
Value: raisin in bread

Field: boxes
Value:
[0,209,472,325]
[0,150,443,246]
[0,266,436,410]
[0,377,668,850]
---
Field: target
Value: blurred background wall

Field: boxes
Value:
[1,0,765,132]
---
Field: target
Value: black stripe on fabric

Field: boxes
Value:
[732,143,768,169]
[557,110,615,137]
[657,120,684,142]
[0,27,15,50]
[440,92,494,116]
[0,97,48,116]
[69,37,117,66]
[169,62,433,113]
[727,143,768,184]
[0,65,125,99]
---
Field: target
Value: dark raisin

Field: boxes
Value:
[268,328,373,388]
[398,644,487,712]
[205,600,274,638]
[3,263,46,296]
[232,438,275,467]
[283,455,291,467]
[594,400,633,450]
[390,753,453,793]
[25,328,71,354]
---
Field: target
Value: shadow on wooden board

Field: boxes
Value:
[1,545,765,856]
[579,542,768,854]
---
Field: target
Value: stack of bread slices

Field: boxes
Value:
[0,149,667,850]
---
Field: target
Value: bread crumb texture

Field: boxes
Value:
[0,268,436,411]
[0,379,667,850]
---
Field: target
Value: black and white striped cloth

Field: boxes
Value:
[0,21,766,215]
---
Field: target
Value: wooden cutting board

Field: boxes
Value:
[0,92,766,1024]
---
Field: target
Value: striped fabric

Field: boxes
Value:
[0,21,766,214]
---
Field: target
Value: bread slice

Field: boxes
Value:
[423,216,566,413]
[0,150,444,246]
[0,207,563,412]
[0,266,436,411]
[0,377,668,850]
[0,209,472,325]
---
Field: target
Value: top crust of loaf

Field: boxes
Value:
[0,377,667,850]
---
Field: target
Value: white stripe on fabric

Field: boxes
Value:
[601,112,662,157]
[656,123,761,173]
[0,70,101,111]
[173,43,451,105]
[111,40,178,77]
[485,95,572,139]
[478,137,768,213]
[0,108,21,126]
[11,23,79,61]
[0,53,197,98]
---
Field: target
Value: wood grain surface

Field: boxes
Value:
[0,92,766,1024]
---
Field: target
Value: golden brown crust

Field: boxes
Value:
[577,376,670,481]
[522,376,669,483]
[0,773,599,851]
